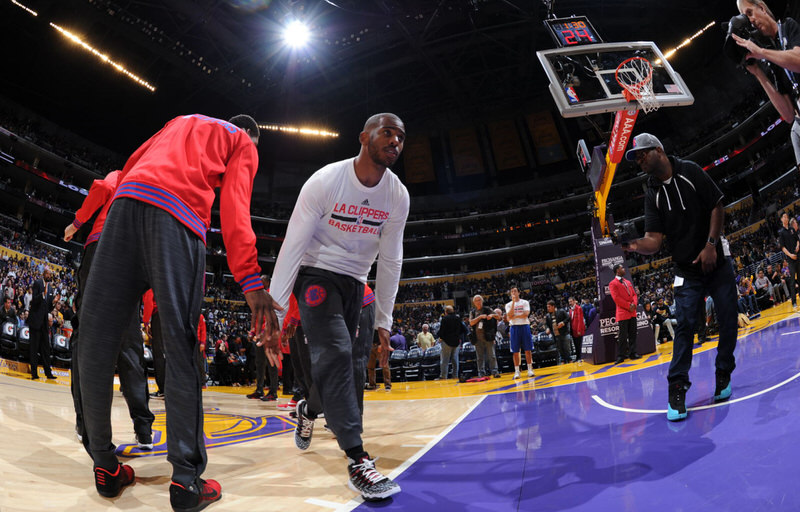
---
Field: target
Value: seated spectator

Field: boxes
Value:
[768,264,789,303]
[653,298,675,344]
[0,296,17,324]
[753,269,773,309]
[17,309,28,328]
[737,276,759,316]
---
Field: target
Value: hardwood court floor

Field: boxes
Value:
[0,301,795,511]
[0,371,481,511]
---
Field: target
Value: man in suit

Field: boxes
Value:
[608,263,639,364]
[29,267,56,379]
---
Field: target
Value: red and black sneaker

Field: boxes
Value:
[170,478,222,512]
[94,463,135,498]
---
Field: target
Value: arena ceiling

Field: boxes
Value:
[0,0,795,153]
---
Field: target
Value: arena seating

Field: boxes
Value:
[420,345,442,381]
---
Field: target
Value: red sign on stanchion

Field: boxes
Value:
[607,109,639,164]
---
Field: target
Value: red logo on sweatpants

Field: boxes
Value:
[305,285,327,307]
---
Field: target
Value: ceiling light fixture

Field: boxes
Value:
[283,20,311,48]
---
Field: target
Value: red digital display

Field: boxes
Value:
[545,16,603,48]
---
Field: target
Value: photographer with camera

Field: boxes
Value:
[730,0,800,165]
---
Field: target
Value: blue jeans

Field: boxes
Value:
[670,259,738,387]
[737,294,758,315]
[440,343,460,379]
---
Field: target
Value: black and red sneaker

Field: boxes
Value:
[347,454,400,500]
[94,463,135,498]
[170,478,222,512]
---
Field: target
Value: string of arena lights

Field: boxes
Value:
[258,124,339,138]
[658,21,716,63]
[8,0,156,92]
[49,23,157,93]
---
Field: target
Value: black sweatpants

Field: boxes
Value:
[78,199,205,486]
[294,267,364,451]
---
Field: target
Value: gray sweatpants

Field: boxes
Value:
[78,199,205,486]
[294,266,364,452]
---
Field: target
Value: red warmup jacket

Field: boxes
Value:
[569,303,585,337]
[112,114,262,293]
[609,277,638,321]
[71,170,122,247]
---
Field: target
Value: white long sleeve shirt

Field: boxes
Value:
[270,157,410,331]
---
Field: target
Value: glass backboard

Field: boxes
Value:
[537,41,694,118]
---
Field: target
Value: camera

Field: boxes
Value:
[723,13,775,66]
[723,14,797,97]
[612,220,639,246]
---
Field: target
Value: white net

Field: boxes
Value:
[615,57,659,114]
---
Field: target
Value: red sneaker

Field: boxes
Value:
[170,478,222,512]
[94,463,135,498]
[277,399,298,410]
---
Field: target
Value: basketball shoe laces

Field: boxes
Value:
[351,457,386,485]
[298,411,314,439]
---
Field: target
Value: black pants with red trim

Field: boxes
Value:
[78,199,205,487]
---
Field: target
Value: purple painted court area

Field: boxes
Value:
[359,315,800,511]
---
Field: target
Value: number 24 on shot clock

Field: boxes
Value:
[544,16,603,48]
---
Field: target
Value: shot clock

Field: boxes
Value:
[544,16,603,48]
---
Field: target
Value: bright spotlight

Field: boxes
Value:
[283,20,310,48]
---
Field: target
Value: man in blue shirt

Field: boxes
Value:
[389,329,407,350]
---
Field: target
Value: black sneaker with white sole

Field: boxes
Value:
[136,432,154,450]
[294,399,315,450]
[347,454,400,501]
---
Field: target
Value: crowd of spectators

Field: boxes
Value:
[0,237,78,341]
[0,107,123,176]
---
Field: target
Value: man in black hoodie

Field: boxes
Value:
[437,305,466,380]
[623,133,738,423]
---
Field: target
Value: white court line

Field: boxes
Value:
[592,370,800,414]
[781,330,800,336]
[305,498,344,509]
[335,395,488,512]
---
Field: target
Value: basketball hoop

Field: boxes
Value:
[615,56,659,114]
